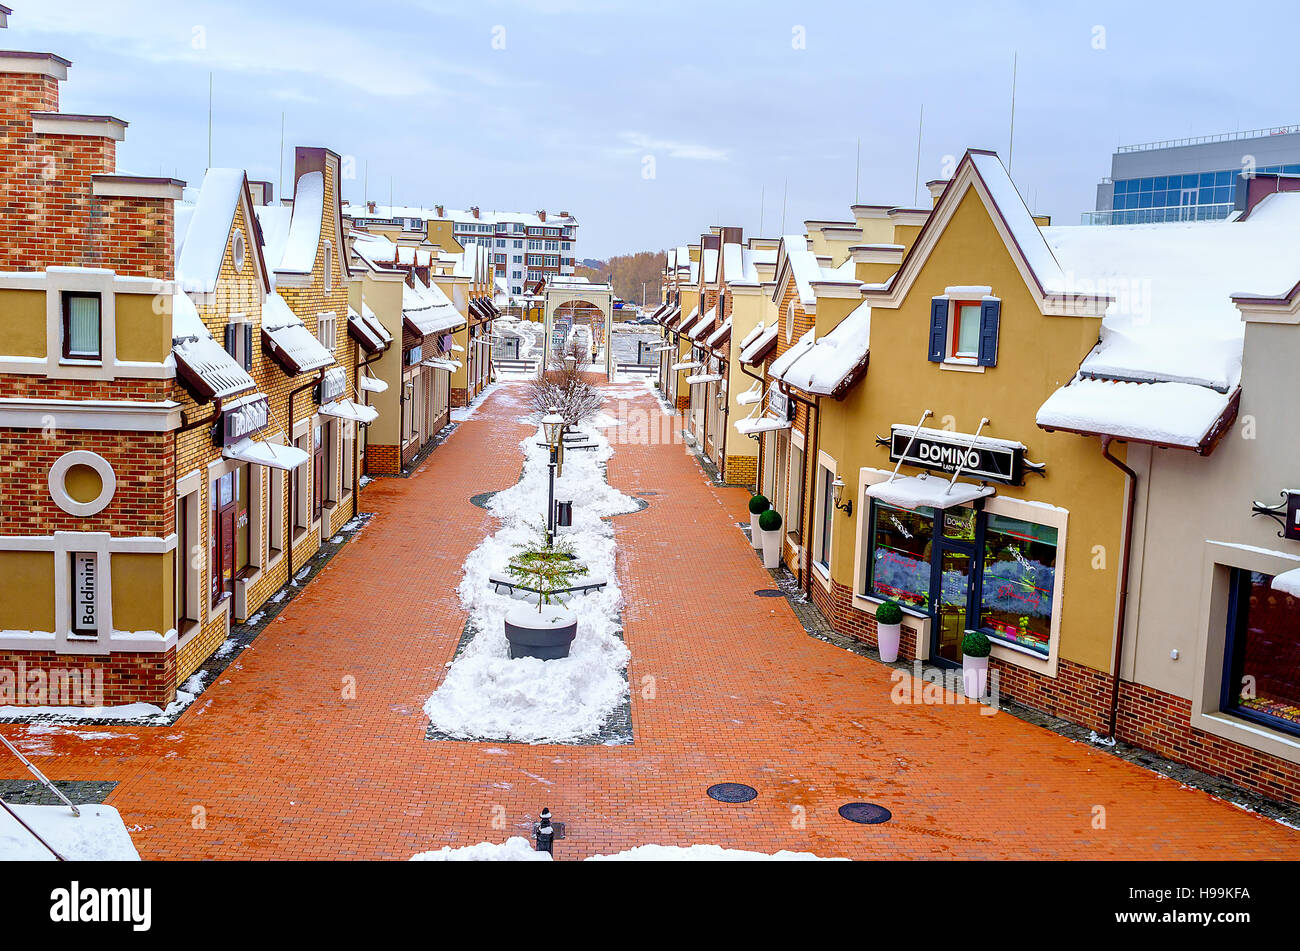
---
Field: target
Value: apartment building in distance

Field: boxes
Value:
[343,202,578,296]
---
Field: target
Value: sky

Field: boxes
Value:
[10,0,1300,259]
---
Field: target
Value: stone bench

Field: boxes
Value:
[488,574,608,598]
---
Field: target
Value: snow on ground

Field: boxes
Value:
[0,688,197,725]
[452,383,506,422]
[422,401,638,743]
[0,804,140,861]
[410,837,842,861]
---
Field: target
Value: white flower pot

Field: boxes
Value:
[750,513,764,549]
[962,654,989,699]
[877,622,901,663]
[761,529,781,569]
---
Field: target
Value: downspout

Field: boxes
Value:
[1100,435,1138,740]
[355,349,383,519]
[171,400,223,631]
[286,370,326,580]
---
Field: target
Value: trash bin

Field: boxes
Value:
[555,500,573,527]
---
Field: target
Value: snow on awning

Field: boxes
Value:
[262,294,334,376]
[768,328,816,380]
[223,433,309,472]
[706,317,732,350]
[319,398,379,425]
[403,281,466,337]
[735,380,763,406]
[347,309,387,354]
[776,299,871,398]
[170,292,256,402]
[661,304,682,328]
[422,357,460,372]
[1036,377,1239,452]
[653,344,676,353]
[686,307,718,341]
[865,473,994,511]
[738,321,766,349]
[359,374,388,394]
[734,415,792,435]
[740,324,779,365]
[686,373,723,385]
[671,361,700,372]
[1272,569,1300,599]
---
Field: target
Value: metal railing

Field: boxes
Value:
[1,732,78,860]
[1117,124,1300,153]
[1080,203,1235,226]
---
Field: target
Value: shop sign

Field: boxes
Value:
[406,345,423,367]
[221,395,269,446]
[71,552,97,633]
[885,424,1025,485]
[769,387,791,420]
[316,366,347,404]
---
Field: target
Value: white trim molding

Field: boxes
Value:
[0,397,182,432]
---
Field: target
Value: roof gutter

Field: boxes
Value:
[1099,436,1137,740]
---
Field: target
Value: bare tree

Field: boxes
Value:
[528,341,602,426]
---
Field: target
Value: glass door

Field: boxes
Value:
[934,546,973,665]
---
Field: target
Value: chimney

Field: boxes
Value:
[248,180,273,205]
[538,209,547,223]
[559,211,569,218]
[471,205,480,219]
[366,200,376,214]
[926,179,950,207]
[435,203,445,217]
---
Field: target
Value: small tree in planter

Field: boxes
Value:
[748,495,770,551]
[875,599,903,663]
[502,529,589,660]
[961,629,992,698]
[758,508,782,569]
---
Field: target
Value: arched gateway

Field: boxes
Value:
[542,278,615,378]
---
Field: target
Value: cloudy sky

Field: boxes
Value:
[11,1,1299,258]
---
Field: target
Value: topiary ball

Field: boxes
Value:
[748,494,770,515]
[758,508,782,532]
[961,629,992,658]
[875,600,903,626]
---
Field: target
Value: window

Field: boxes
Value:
[816,466,834,569]
[324,240,334,293]
[866,502,935,610]
[232,229,247,272]
[787,444,804,541]
[978,514,1057,657]
[292,434,311,533]
[225,316,252,370]
[61,292,101,360]
[950,302,982,360]
[784,298,796,343]
[1222,569,1300,737]
[317,312,337,352]
[268,468,284,558]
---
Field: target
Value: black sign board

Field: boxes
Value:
[221,395,270,446]
[1288,491,1300,541]
[887,425,1024,485]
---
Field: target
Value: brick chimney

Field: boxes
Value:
[435,204,445,217]
[366,200,376,214]
[537,209,547,223]
[0,48,181,277]
[471,205,480,219]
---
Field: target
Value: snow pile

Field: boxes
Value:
[411,836,552,861]
[409,839,841,861]
[1271,568,1300,599]
[422,410,638,743]
[0,687,197,724]
[0,805,140,861]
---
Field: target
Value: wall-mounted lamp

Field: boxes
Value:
[832,475,853,516]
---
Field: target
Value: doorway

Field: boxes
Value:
[931,506,980,666]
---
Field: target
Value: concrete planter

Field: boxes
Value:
[876,622,902,663]
[761,529,781,569]
[505,603,577,660]
[962,654,989,698]
[749,513,764,550]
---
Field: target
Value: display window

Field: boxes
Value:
[866,502,935,610]
[979,513,1057,657]
[1223,569,1300,736]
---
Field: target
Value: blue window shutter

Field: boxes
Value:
[928,298,948,362]
[978,299,1000,367]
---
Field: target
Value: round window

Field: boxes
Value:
[48,451,116,517]
[232,229,247,272]
[785,299,796,343]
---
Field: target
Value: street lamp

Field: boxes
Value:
[542,407,566,547]
[832,475,853,516]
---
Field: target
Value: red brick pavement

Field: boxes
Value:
[1,383,1298,859]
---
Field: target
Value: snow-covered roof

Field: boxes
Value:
[773,234,860,306]
[701,248,719,283]
[275,170,324,274]
[341,203,577,228]
[768,328,816,379]
[865,473,995,511]
[775,299,871,397]
[723,242,760,287]
[175,169,247,295]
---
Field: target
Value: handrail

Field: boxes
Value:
[1117,124,1300,152]
[0,732,79,816]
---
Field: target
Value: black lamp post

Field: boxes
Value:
[542,407,565,547]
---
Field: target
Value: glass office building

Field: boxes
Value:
[1089,125,1300,224]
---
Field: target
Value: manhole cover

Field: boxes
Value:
[754,589,784,598]
[707,782,758,803]
[838,802,892,824]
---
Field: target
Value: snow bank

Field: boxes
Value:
[409,838,841,861]
[422,407,638,743]
[0,804,140,861]
[411,836,551,861]
[0,688,197,724]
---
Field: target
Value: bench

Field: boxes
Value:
[488,574,608,598]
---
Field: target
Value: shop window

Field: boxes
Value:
[268,468,284,559]
[787,445,804,541]
[342,421,355,494]
[928,297,1000,367]
[816,466,834,570]
[175,487,200,632]
[865,502,934,610]
[1222,569,1300,737]
[978,513,1057,657]
[209,469,249,607]
[292,434,311,534]
[61,292,101,361]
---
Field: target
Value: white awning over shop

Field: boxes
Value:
[223,434,309,472]
[671,361,700,372]
[319,398,379,425]
[1272,568,1300,599]
[864,473,994,511]
[734,415,792,435]
[422,357,460,372]
[448,340,465,353]
[359,374,388,394]
[686,372,723,385]
[653,344,676,353]
[735,380,763,406]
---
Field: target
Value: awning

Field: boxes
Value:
[734,415,792,435]
[319,398,379,424]
[1272,569,1300,599]
[173,333,255,402]
[706,319,732,350]
[686,372,723,385]
[735,381,763,406]
[448,340,465,353]
[660,304,682,329]
[653,344,676,353]
[740,324,779,365]
[359,374,388,394]
[347,307,389,354]
[671,361,699,372]
[262,294,334,376]
[422,357,460,372]
[223,434,309,472]
[864,473,995,511]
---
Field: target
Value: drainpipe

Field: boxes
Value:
[286,370,325,580]
[1100,435,1138,740]
[782,384,819,596]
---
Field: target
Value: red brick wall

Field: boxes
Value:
[366,444,401,476]
[0,648,177,707]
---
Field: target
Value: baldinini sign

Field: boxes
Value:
[882,424,1034,486]
[221,394,270,446]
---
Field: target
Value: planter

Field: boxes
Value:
[962,654,988,699]
[504,603,577,660]
[761,529,781,569]
[877,622,902,663]
[749,513,763,550]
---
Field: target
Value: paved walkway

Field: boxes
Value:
[2,383,1298,859]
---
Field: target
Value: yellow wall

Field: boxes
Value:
[0,550,56,632]
[111,551,172,634]
[116,293,170,363]
[0,289,46,357]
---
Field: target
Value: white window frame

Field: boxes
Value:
[316,311,338,352]
[324,239,334,293]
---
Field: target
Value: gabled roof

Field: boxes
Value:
[175,168,270,297]
[772,234,860,307]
